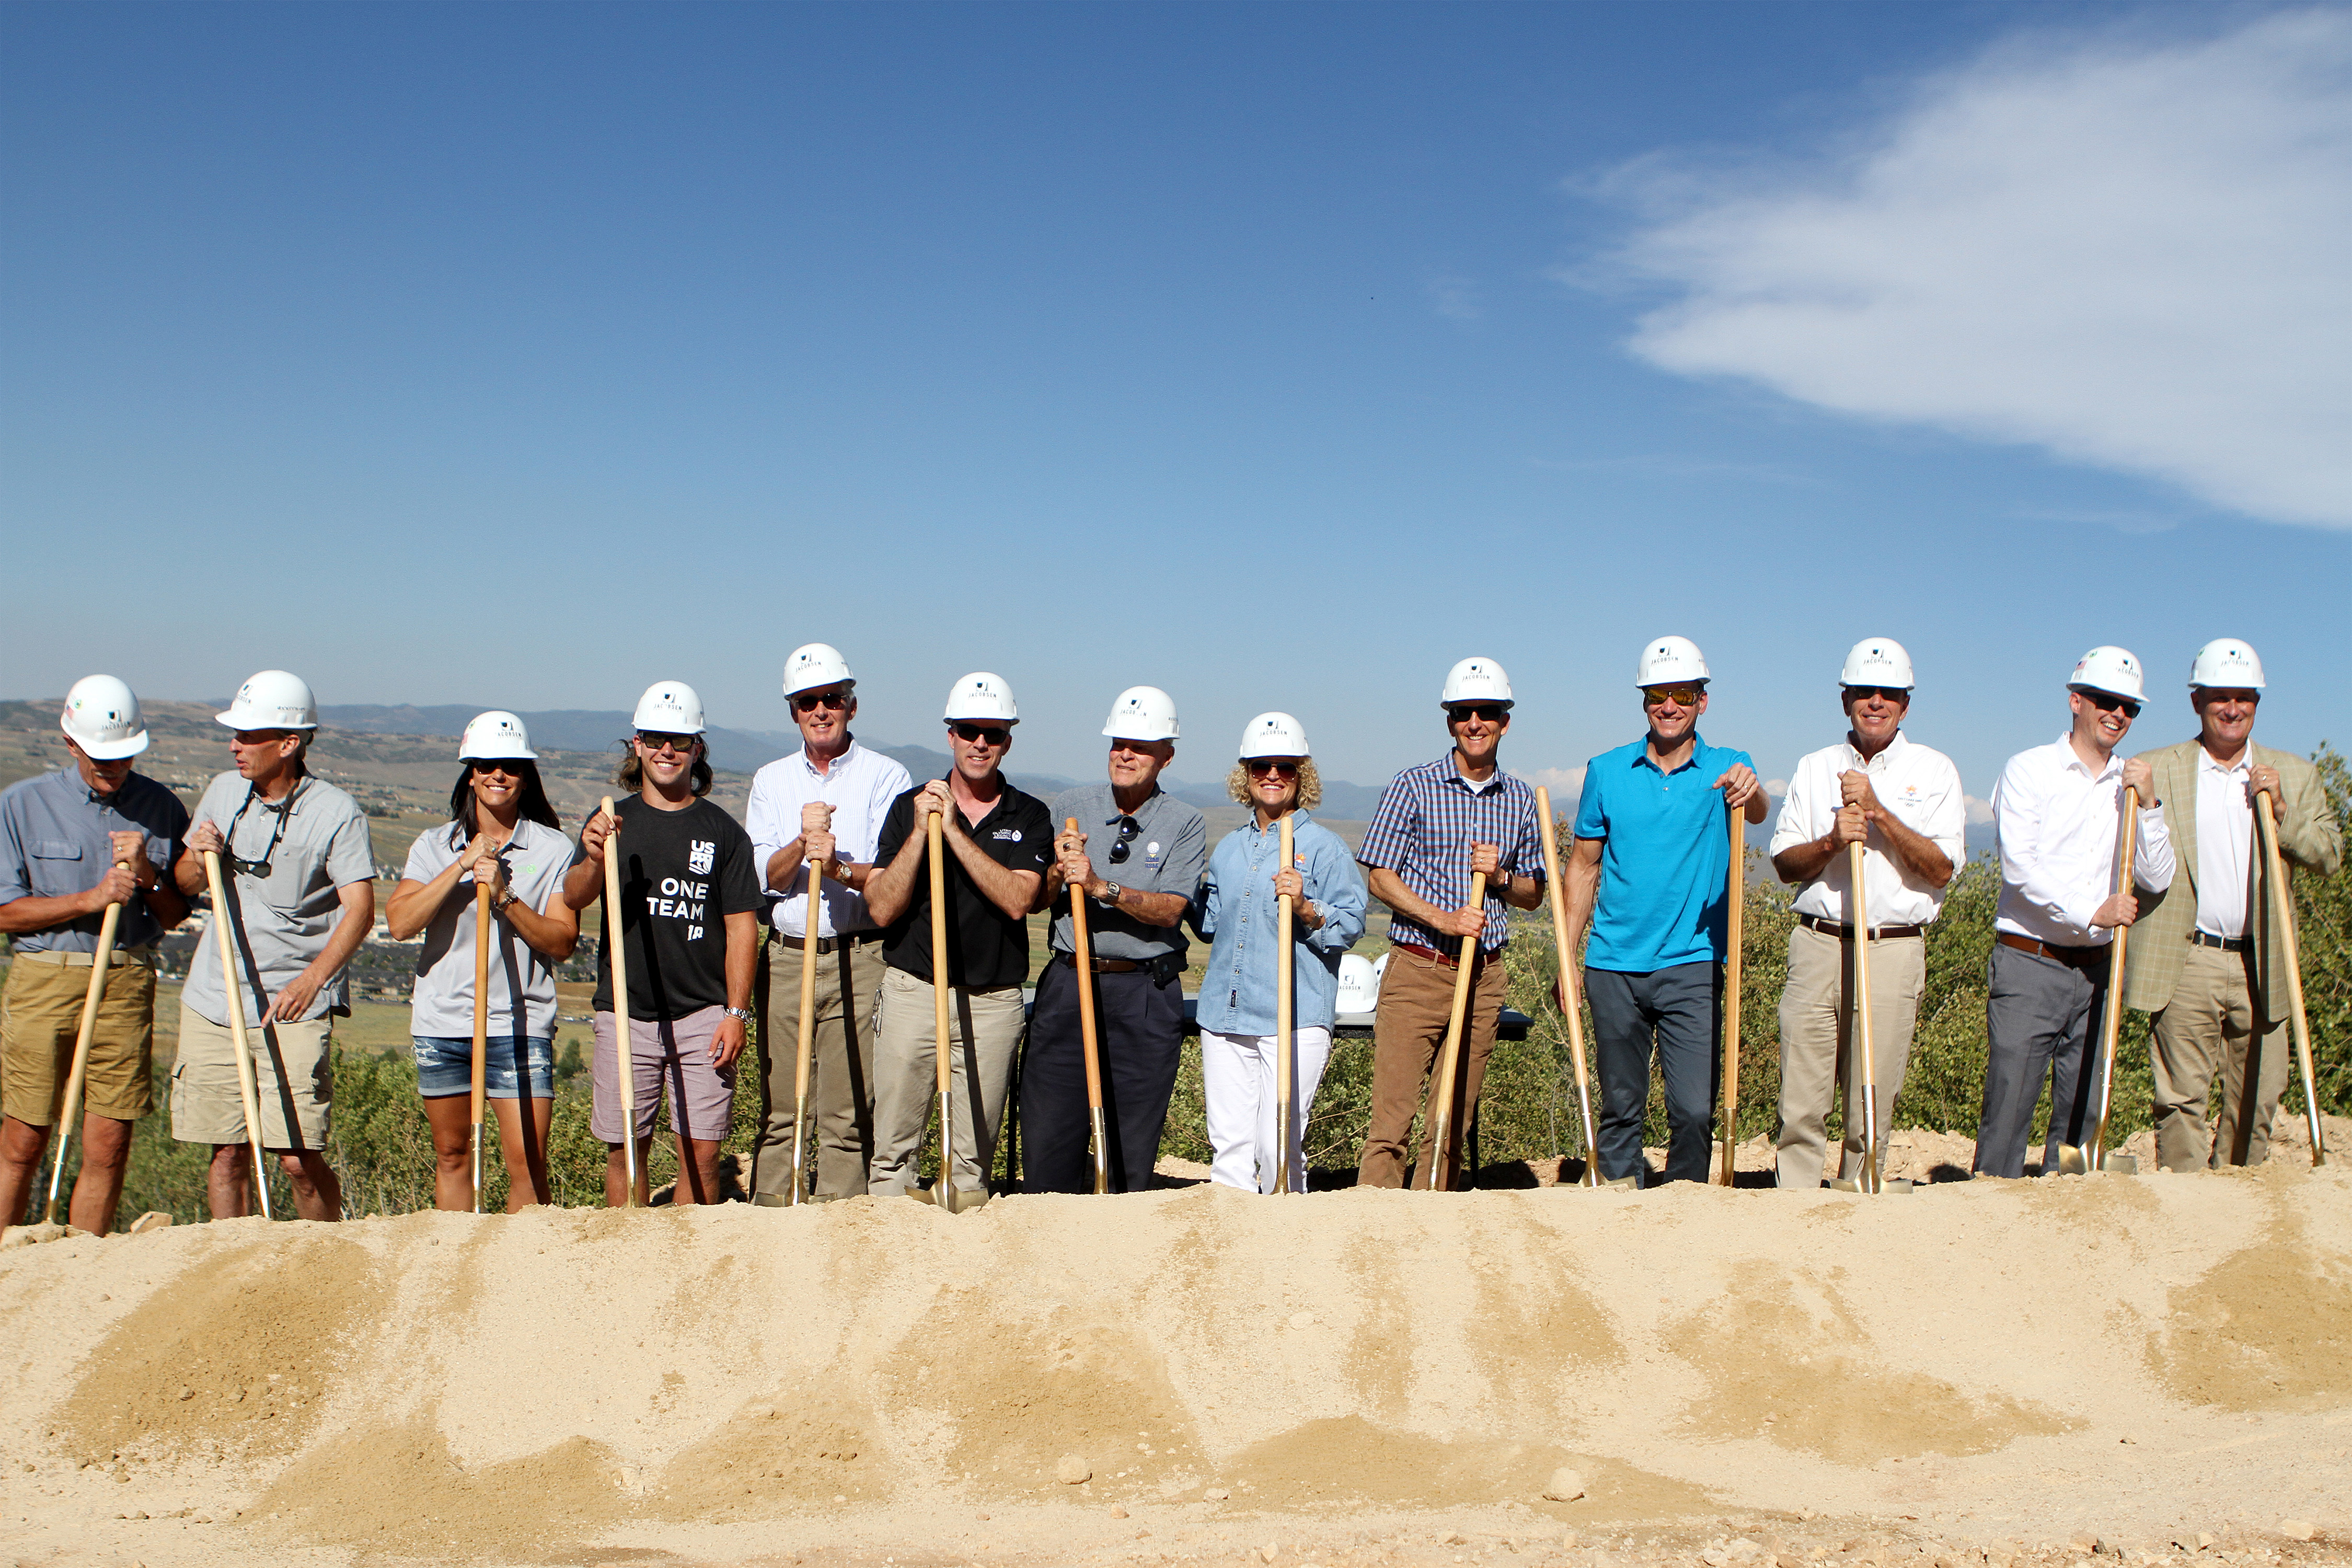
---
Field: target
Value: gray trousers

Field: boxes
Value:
[1974,941,2111,1178]
[753,932,883,1199]
[1587,962,1719,1185]
[869,966,1025,1198]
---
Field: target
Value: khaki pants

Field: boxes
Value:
[869,966,1024,1198]
[753,933,884,1199]
[1774,925,1924,1188]
[1356,945,1507,1190]
[2152,941,2287,1171]
[170,1003,333,1149]
[1,951,157,1126]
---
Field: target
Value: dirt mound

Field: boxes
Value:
[3,1157,2348,1567]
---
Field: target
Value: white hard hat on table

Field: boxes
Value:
[944,672,1019,724]
[1635,637,1709,688]
[2067,647,2146,703]
[1839,638,1916,689]
[1440,657,1514,708]
[632,681,707,734]
[62,674,150,759]
[1336,953,1380,1015]
[783,643,856,697]
[1239,711,1310,758]
[2188,638,2265,690]
[216,670,319,731]
[1103,686,1180,741]
[459,710,537,762]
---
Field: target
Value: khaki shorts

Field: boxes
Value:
[0,952,158,1127]
[169,1002,333,1150]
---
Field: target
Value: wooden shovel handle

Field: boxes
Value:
[43,864,126,1225]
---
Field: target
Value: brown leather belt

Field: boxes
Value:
[1798,913,1926,941]
[1391,939,1497,969]
[1997,931,2108,969]
[1054,950,1142,974]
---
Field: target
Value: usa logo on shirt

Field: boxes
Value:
[688,839,716,875]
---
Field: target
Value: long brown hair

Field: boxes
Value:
[446,761,562,848]
[616,740,713,798]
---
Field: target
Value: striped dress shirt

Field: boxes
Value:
[1357,755,1543,956]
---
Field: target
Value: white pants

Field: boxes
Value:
[1201,1026,1332,1194]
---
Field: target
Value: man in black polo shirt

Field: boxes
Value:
[863,673,1051,1206]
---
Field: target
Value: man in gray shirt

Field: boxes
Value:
[1024,686,1207,1193]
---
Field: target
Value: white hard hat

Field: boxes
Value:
[1635,636,1710,689]
[2067,646,2146,704]
[1839,638,1916,690]
[216,670,319,731]
[2188,638,2266,691]
[458,710,537,762]
[1103,685,1180,741]
[632,681,707,734]
[1440,657,1514,708]
[1336,954,1380,1015]
[1239,711,1310,758]
[782,643,856,698]
[61,674,150,759]
[943,672,1019,724]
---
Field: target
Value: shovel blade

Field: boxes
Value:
[2056,1144,2090,1176]
[2099,1153,2139,1175]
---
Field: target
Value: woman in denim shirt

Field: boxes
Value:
[1191,713,1366,1193]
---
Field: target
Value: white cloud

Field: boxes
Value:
[1427,275,1483,323]
[1966,794,1996,826]
[1515,765,1587,798]
[1601,10,2352,530]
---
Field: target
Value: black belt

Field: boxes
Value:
[1798,913,1926,941]
[781,929,883,956]
[1998,931,2107,969]
[1053,949,1183,983]
[2190,929,2252,953]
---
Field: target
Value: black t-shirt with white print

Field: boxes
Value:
[587,793,762,1021]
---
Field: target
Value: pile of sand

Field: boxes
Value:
[3,1146,2348,1568]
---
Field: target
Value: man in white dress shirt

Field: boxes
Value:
[1973,646,2176,1178]
[2123,639,2342,1169]
[744,644,913,1201]
[1768,639,1965,1189]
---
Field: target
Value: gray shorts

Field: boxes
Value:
[590,1006,735,1145]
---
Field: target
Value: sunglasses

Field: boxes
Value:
[951,723,1010,746]
[1246,759,1299,779]
[471,760,527,779]
[792,691,850,712]
[1106,815,1142,864]
[1642,685,1704,708]
[637,732,699,755]
[2081,690,2142,719]
[1844,686,1910,704]
[1447,705,1509,723]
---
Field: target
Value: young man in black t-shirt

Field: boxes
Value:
[563,682,761,1206]
[863,673,1051,1208]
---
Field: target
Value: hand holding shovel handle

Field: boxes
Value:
[2082,786,2138,1172]
[1717,804,1744,1187]
[1849,843,1881,1194]
[1065,819,1110,1195]
[927,809,958,1210]
[788,811,828,1206]
[1423,868,1487,1191]
[470,879,491,1213]
[600,799,637,1207]
[42,862,127,1226]
[1274,814,1295,1195]
[1534,789,1601,1188]
[2256,788,2326,1166]
[201,849,272,1218]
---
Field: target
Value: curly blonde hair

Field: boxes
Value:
[1226,757,1321,811]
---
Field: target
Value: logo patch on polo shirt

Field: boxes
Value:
[993,828,1023,842]
[689,840,716,875]
[1145,841,1163,869]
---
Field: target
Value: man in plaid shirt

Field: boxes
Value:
[1355,658,1545,1190]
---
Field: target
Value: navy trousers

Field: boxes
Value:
[1021,958,1184,1194]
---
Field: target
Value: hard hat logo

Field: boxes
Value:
[2189,638,2266,691]
[215,670,320,732]
[1441,657,1515,708]
[2067,646,2147,704]
[632,682,708,734]
[62,674,152,759]
[783,643,856,697]
[944,672,1020,724]
[1240,711,1310,758]
[1102,685,1179,741]
[460,710,538,762]
[1634,637,1709,689]
[1839,637,1916,689]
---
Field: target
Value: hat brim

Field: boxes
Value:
[70,728,150,760]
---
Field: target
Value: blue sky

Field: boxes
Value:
[6,2,2347,809]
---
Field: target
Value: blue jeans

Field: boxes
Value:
[1586,962,1721,1184]
[412,1034,554,1099]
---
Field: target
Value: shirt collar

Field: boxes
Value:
[1631,734,1704,775]
[799,738,860,777]
[2053,734,2121,781]
[1100,782,1161,824]
[2198,747,2249,777]
[1842,730,1908,771]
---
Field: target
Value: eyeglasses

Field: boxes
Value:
[1447,705,1508,723]
[637,732,699,755]
[1106,815,1142,864]
[2081,690,2142,719]
[951,723,1011,746]
[1246,759,1299,779]
[792,691,850,712]
[1844,686,1910,704]
[471,760,527,779]
[1642,685,1704,708]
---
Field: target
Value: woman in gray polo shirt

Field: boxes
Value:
[386,712,579,1210]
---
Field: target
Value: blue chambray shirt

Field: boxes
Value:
[1192,811,1366,1035]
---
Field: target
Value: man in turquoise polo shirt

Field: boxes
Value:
[1562,636,1767,1185]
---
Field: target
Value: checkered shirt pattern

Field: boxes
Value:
[1357,755,1544,955]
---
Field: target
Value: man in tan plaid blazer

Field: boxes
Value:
[2123,639,2342,1170]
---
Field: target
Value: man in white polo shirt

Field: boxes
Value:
[744,643,912,1202]
[1768,639,1965,1189]
[1973,646,2175,1179]
[2124,639,2342,1169]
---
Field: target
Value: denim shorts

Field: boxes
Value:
[412,1035,555,1100]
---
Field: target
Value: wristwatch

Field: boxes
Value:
[493,886,518,914]
[832,857,854,883]
[722,1006,754,1022]
[1095,881,1124,906]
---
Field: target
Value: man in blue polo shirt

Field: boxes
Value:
[1563,636,1766,1185]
